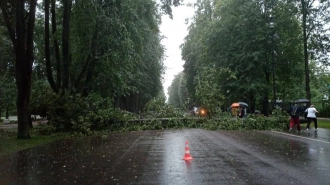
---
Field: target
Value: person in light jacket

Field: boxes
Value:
[305,105,319,131]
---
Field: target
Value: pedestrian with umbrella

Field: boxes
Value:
[231,103,240,117]
[289,103,302,132]
[238,102,248,118]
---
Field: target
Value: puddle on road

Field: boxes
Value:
[0,129,329,185]
[0,131,152,184]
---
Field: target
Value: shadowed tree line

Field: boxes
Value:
[0,0,183,139]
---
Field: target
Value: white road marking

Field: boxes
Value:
[271,131,330,144]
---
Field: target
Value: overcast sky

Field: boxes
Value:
[159,1,195,99]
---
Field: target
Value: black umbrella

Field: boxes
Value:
[294,99,310,103]
[238,102,248,107]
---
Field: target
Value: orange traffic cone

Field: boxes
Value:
[183,140,193,160]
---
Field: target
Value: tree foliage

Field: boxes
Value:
[299,0,330,100]
[175,0,330,116]
[26,0,175,116]
[0,0,182,136]
[167,72,184,107]
[0,15,15,117]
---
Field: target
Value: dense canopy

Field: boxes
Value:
[168,0,330,116]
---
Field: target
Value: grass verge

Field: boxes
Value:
[315,119,330,129]
[300,119,330,129]
[0,128,64,157]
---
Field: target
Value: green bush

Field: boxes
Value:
[143,97,184,118]
[34,124,57,135]
[47,91,87,132]
[43,91,138,135]
[30,80,52,117]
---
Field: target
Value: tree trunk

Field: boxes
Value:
[16,1,35,138]
[262,95,269,117]
[51,0,61,89]
[0,0,37,139]
[301,0,311,100]
[45,0,58,93]
[62,0,72,89]
[74,55,91,91]
[81,28,99,96]
[263,70,270,116]
[5,107,9,119]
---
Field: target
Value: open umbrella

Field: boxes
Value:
[238,102,248,107]
[294,99,310,103]
[231,103,240,107]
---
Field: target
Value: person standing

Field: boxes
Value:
[305,105,319,131]
[289,104,301,132]
[231,107,238,116]
[239,107,245,118]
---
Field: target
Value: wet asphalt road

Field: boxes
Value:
[0,129,330,185]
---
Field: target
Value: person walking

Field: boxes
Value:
[305,105,319,131]
[289,103,301,132]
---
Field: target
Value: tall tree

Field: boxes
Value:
[0,0,37,139]
[44,0,58,93]
[43,0,72,92]
[61,0,72,89]
[300,0,330,100]
[40,0,168,113]
[301,0,310,100]
[182,0,304,115]
[181,0,213,108]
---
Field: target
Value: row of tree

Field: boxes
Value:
[168,0,330,116]
[0,0,183,139]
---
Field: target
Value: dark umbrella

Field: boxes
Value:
[238,102,248,107]
[294,99,310,103]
